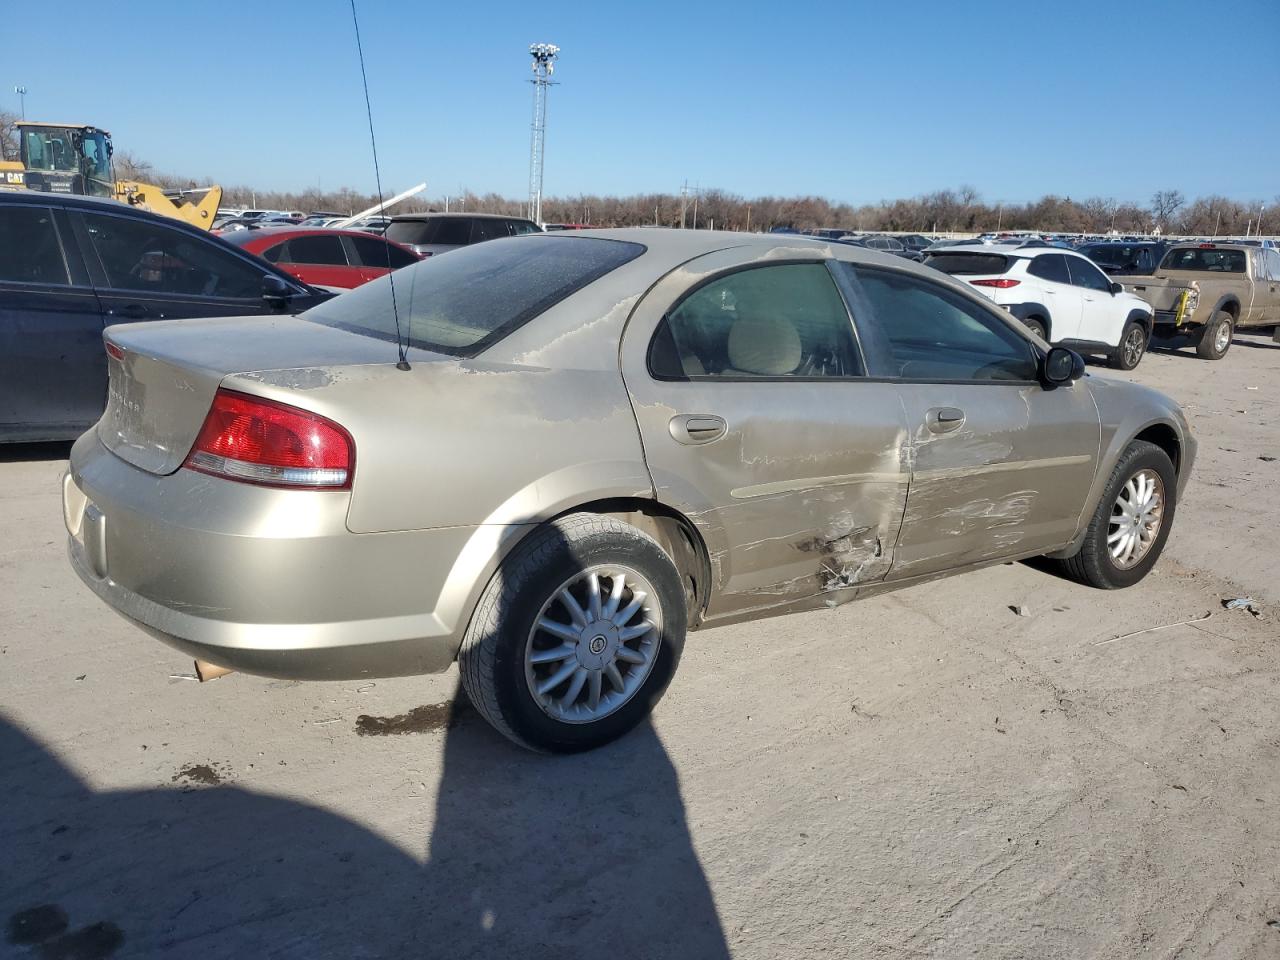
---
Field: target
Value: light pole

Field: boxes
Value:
[14,85,27,119]
[526,43,559,226]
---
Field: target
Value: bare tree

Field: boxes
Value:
[1151,189,1186,231]
[0,110,19,163]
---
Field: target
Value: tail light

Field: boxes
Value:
[104,340,125,361]
[183,389,354,489]
[970,278,1021,288]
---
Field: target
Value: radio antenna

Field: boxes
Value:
[349,0,410,371]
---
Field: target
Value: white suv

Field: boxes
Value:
[925,244,1155,369]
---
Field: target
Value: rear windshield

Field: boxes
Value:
[924,252,1011,275]
[1159,247,1246,273]
[302,235,645,356]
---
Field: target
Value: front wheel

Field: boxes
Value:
[1109,320,1148,370]
[1023,317,1047,341]
[1056,440,1176,589]
[458,513,686,753]
[1195,311,1234,360]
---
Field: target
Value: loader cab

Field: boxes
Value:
[18,123,115,199]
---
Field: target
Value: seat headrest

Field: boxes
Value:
[727,315,802,376]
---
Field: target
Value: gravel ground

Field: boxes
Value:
[2,331,1278,959]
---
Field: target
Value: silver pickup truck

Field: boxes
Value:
[1115,243,1280,359]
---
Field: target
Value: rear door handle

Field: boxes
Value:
[669,414,727,445]
[109,303,151,320]
[926,407,966,435]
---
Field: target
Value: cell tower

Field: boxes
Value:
[527,42,559,225]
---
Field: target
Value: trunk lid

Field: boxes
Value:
[100,314,400,475]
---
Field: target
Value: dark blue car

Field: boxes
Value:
[0,191,330,442]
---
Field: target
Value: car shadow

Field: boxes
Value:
[0,441,73,464]
[1,691,729,959]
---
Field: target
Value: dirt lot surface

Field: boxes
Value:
[2,332,1278,959]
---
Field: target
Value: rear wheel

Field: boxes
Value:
[1195,310,1234,360]
[1109,320,1148,370]
[1023,317,1047,341]
[458,513,686,753]
[1056,440,1176,589]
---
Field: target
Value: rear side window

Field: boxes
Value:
[849,266,1037,382]
[1027,254,1071,284]
[509,220,540,235]
[924,252,1011,276]
[432,218,472,246]
[649,263,862,379]
[0,205,70,285]
[81,211,263,298]
[349,235,417,269]
[471,218,510,243]
[1159,247,1246,273]
[384,220,431,246]
[303,236,645,357]
[280,235,348,266]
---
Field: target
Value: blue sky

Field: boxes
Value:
[7,0,1278,204]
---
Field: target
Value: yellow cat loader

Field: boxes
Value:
[0,122,221,229]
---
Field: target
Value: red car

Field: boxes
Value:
[222,227,421,289]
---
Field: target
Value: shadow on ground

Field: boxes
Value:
[0,699,729,959]
[0,441,72,465]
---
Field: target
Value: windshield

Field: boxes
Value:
[22,128,79,172]
[1159,247,1246,273]
[303,235,645,356]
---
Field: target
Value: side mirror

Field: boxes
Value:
[1043,346,1085,385]
[1109,281,1123,295]
[262,274,293,310]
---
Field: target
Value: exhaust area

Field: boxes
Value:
[193,660,235,682]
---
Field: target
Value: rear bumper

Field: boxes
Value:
[63,430,486,680]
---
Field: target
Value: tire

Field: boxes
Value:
[1023,317,1047,341]
[1109,320,1148,370]
[1057,440,1176,589]
[458,513,686,753]
[1195,310,1234,360]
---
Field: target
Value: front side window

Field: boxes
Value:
[304,235,644,356]
[81,211,264,298]
[1065,255,1112,291]
[649,263,862,379]
[0,206,70,285]
[851,266,1037,382]
[1027,254,1071,284]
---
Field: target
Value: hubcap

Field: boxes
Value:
[1108,468,1164,569]
[1123,327,1144,366]
[1214,320,1232,353]
[524,565,662,724]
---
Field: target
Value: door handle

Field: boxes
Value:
[669,414,727,445]
[109,304,151,320]
[926,407,966,435]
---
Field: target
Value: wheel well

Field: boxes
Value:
[1026,313,1049,336]
[1218,299,1240,320]
[1134,423,1181,476]
[552,498,713,627]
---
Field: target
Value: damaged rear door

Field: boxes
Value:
[843,264,1099,580]
[620,251,911,621]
